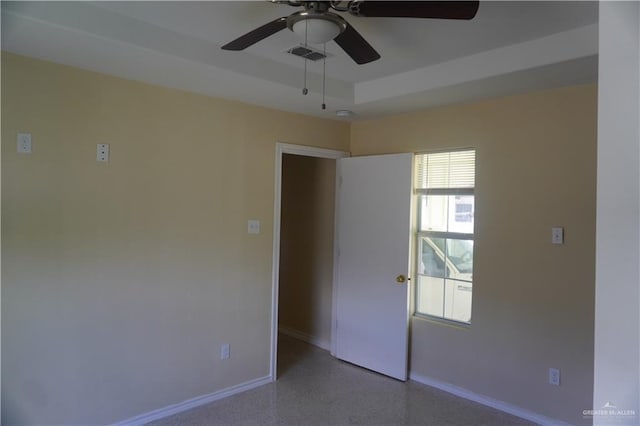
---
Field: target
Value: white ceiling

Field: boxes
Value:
[1,1,598,120]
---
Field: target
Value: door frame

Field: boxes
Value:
[270,142,349,380]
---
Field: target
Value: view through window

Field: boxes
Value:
[414,149,475,324]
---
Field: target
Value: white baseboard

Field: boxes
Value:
[278,325,331,351]
[114,375,272,426]
[409,372,569,426]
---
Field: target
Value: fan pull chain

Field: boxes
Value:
[322,43,326,110]
[302,20,308,96]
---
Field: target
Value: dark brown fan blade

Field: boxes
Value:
[349,1,479,20]
[334,22,380,64]
[222,17,288,51]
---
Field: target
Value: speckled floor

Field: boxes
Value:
[149,334,533,425]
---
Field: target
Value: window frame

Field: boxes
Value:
[413,149,476,325]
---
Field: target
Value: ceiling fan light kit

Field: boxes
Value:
[290,12,345,44]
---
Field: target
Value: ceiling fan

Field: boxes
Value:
[222,1,480,65]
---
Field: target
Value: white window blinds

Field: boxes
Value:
[415,150,475,190]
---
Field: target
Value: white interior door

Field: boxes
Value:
[335,153,413,381]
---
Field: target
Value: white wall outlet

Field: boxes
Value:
[220,343,230,360]
[551,227,564,245]
[17,133,32,154]
[247,220,260,234]
[549,367,560,386]
[97,143,110,162]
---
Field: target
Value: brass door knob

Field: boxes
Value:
[396,274,408,284]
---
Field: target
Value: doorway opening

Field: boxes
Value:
[270,143,349,380]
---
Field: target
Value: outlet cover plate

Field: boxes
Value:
[97,144,110,162]
[551,227,564,245]
[17,133,32,153]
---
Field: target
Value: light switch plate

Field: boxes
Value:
[220,343,230,360]
[549,368,560,386]
[17,133,32,154]
[552,227,564,245]
[248,220,260,234]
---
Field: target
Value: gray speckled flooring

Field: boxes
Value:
[149,334,533,426]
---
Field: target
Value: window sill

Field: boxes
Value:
[412,313,471,331]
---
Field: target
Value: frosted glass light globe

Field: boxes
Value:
[292,18,341,44]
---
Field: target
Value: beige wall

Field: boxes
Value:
[351,84,597,425]
[0,53,349,424]
[279,154,335,347]
[2,51,598,425]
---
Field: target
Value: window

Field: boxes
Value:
[414,150,475,324]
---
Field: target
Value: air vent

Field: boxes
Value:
[286,45,330,61]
